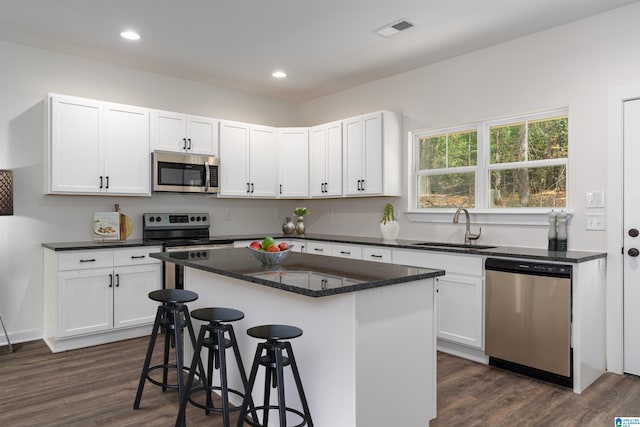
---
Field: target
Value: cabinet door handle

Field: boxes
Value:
[246,182,251,193]
[251,183,254,193]
[182,138,187,150]
[361,179,365,192]
[131,255,146,259]
[80,258,96,263]
[280,184,283,194]
[187,138,192,150]
[105,176,109,189]
[357,179,362,191]
[115,274,120,287]
[108,273,113,288]
[99,176,103,189]
[371,254,383,258]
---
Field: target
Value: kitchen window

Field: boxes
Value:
[410,109,568,222]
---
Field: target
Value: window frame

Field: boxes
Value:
[408,108,569,225]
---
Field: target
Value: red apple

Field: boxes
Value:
[266,244,280,252]
[278,242,290,251]
[249,241,261,250]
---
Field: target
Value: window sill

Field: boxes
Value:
[405,209,572,226]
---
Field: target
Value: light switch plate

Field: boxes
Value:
[585,213,605,230]
[586,191,605,208]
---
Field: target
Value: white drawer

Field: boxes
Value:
[114,246,162,266]
[362,246,392,263]
[306,241,333,256]
[58,250,113,271]
[332,244,362,259]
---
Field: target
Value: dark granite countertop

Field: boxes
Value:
[150,248,444,298]
[43,233,606,263]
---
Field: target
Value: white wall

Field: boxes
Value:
[0,41,300,342]
[299,3,640,253]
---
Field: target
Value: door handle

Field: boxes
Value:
[105,176,109,189]
[187,138,192,150]
[108,274,113,288]
[99,176,103,189]
[251,183,254,193]
[182,138,187,150]
[115,273,120,287]
[629,248,640,257]
[246,182,251,193]
[280,184,283,194]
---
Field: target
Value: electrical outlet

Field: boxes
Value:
[224,211,232,221]
[585,213,605,230]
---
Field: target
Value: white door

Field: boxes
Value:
[249,125,278,197]
[187,116,218,155]
[50,95,103,193]
[325,121,343,197]
[623,98,640,374]
[58,268,113,337]
[151,110,188,152]
[309,125,327,196]
[343,116,363,195]
[103,103,150,195]
[219,121,250,196]
[363,112,383,195]
[277,127,309,198]
[113,265,162,329]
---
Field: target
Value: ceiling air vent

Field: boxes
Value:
[374,20,414,38]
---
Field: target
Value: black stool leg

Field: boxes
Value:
[237,342,264,427]
[229,326,259,422]
[286,342,313,427]
[262,348,272,427]
[274,345,287,427]
[175,324,208,427]
[205,326,215,415]
[162,308,172,392]
[216,326,231,427]
[133,306,164,409]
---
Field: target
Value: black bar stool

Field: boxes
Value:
[133,289,202,411]
[237,324,313,427]
[176,307,257,427]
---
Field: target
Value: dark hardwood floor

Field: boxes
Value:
[1,337,639,426]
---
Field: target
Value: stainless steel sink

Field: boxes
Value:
[411,242,497,250]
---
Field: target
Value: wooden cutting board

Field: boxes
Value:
[119,213,133,240]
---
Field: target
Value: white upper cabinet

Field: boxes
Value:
[151,110,218,155]
[343,111,400,196]
[48,94,151,196]
[277,128,309,198]
[309,121,342,197]
[219,121,278,197]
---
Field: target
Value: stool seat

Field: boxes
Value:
[191,307,244,323]
[247,324,303,341]
[149,289,198,304]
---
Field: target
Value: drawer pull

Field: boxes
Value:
[80,258,96,263]
[131,255,146,259]
[314,248,324,252]
[340,251,351,255]
[371,254,383,258]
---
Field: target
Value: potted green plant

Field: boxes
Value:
[293,207,309,235]
[380,203,399,241]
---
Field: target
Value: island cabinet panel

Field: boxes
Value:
[393,248,485,355]
[48,94,151,196]
[43,246,162,352]
[184,265,437,427]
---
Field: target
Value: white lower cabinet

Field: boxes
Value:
[305,241,333,257]
[392,249,484,351]
[362,246,392,263]
[44,246,162,352]
[331,243,362,259]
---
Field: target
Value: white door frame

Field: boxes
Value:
[607,86,640,375]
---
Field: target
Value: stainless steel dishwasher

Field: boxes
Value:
[485,258,572,388]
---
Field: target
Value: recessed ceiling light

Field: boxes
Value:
[120,31,141,41]
[272,71,287,79]
[374,19,414,38]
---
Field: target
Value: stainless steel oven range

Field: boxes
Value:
[142,213,234,289]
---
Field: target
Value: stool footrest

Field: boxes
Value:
[242,406,310,427]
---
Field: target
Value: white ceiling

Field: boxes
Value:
[0,0,637,102]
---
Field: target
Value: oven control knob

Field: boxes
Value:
[190,216,195,222]
[196,216,202,221]
[629,248,640,257]
[149,217,155,222]
[202,216,207,222]
[630,228,640,238]
[155,216,161,222]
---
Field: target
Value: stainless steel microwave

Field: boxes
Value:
[152,151,219,193]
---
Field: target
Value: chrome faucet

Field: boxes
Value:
[453,207,481,245]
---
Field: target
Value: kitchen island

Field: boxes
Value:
[150,247,444,427]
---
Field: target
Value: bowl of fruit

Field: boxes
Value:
[247,236,292,266]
